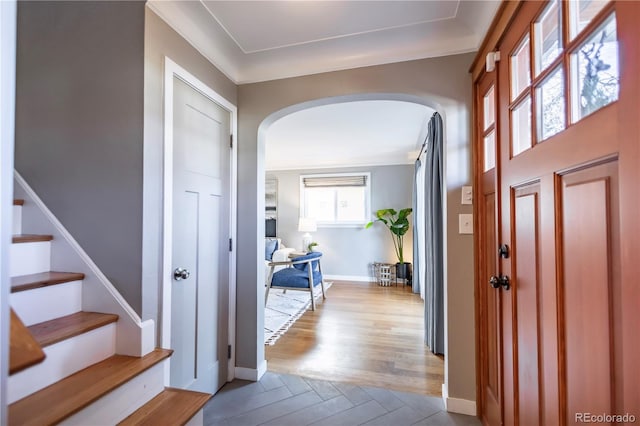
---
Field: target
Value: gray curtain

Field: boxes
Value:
[424,112,444,355]
[412,159,421,295]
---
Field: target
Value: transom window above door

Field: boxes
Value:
[507,0,619,157]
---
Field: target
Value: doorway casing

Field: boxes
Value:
[256,93,465,410]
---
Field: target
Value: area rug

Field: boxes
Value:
[264,282,332,345]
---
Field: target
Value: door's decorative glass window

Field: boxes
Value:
[534,0,563,75]
[511,35,531,101]
[484,131,496,171]
[484,86,495,130]
[569,0,610,40]
[571,13,619,122]
[537,67,565,141]
[483,85,497,171]
[512,97,532,156]
[502,2,617,158]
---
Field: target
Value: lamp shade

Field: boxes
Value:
[298,217,317,232]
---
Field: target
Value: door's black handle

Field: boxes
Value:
[489,275,510,290]
[499,275,510,291]
[489,276,500,289]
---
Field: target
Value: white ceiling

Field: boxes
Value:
[146,1,499,169]
[147,0,500,84]
[265,100,434,171]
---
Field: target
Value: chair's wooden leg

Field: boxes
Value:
[265,265,275,304]
[318,261,326,299]
[308,267,316,311]
[265,284,270,305]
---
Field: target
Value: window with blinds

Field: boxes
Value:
[300,172,371,226]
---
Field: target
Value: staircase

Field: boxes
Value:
[7,198,211,425]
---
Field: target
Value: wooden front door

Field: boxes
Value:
[476,72,502,426]
[475,1,640,424]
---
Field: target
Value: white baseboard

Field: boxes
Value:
[235,359,267,381]
[441,383,477,416]
[323,274,372,282]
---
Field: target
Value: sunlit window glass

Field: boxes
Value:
[484,131,496,171]
[512,97,532,156]
[571,13,619,122]
[511,36,531,101]
[483,86,495,130]
[537,67,565,140]
[569,0,609,40]
[534,0,563,75]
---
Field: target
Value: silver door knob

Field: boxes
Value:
[173,267,190,281]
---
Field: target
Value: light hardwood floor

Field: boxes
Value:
[265,281,444,396]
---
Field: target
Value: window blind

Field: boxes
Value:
[302,175,367,188]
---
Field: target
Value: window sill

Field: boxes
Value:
[317,223,367,229]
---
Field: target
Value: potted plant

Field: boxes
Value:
[366,208,413,284]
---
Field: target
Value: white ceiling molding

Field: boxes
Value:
[146,0,500,84]
[201,1,461,54]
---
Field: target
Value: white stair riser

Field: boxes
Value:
[60,361,166,426]
[10,241,51,276]
[11,281,83,326]
[13,205,22,234]
[8,323,116,403]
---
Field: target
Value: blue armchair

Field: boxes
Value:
[265,251,326,310]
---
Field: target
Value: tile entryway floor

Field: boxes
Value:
[203,372,480,426]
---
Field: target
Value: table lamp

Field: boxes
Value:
[298,217,317,252]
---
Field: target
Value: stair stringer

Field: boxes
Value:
[14,172,154,357]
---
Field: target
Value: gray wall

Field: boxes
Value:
[142,8,237,325]
[237,54,476,401]
[15,1,146,313]
[268,165,414,279]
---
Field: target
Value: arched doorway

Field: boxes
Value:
[257,93,444,394]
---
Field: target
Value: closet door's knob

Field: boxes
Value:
[173,267,190,281]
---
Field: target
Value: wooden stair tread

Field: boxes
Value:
[9,309,45,375]
[29,311,119,347]
[118,388,212,426]
[13,199,24,206]
[11,271,85,293]
[12,234,53,243]
[8,348,173,426]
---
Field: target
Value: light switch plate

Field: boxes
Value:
[459,213,473,234]
[461,186,473,205]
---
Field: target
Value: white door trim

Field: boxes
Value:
[162,57,238,382]
[0,1,17,422]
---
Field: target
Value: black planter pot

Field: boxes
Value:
[395,262,412,286]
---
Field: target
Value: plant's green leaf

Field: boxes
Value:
[375,210,385,219]
[367,207,411,261]
[397,208,412,221]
